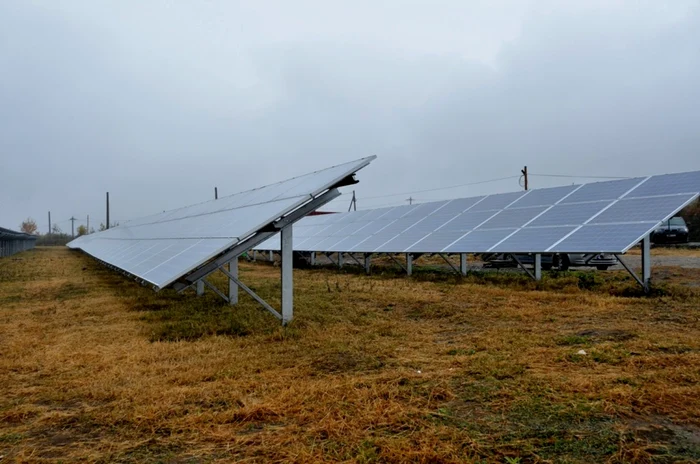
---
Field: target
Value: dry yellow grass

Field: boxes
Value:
[627,246,700,257]
[1,247,699,463]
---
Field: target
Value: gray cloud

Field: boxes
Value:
[1,1,699,231]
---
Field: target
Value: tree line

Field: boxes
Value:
[18,218,119,246]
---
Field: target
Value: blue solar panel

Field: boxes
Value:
[359,207,396,221]
[381,205,417,219]
[626,171,700,198]
[528,201,612,227]
[471,191,527,211]
[478,206,548,230]
[407,229,470,253]
[435,197,486,216]
[509,185,579,208]
[560,178,644,204]
[443,229,516,253]
[589,194,698,224]
[490,226,577,253]
[403,201,450,217]
[254,169,700,256]
[548,223,657,253]
[438,210,496,231]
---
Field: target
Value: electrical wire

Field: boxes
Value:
[360,175,521,201]
[529,173,631,180]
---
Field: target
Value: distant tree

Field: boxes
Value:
[20,218,38,235]
[76,225,88,236]
[52,224,63,235]
[98,221,119,231]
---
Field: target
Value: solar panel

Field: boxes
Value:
[528,201,613,227]
[471,191,527,211]
[547,223,657,253]
[509,185,578,208]
[67,156,376,289]
[443,228,516,253]
[626,171,700,198]
[489,226,578,253]
[438,210,496,231]
[589,194,697,224]
[560,177,644,204]
[254,169,700,256]
[407,229,472,253]
[434,197,485,216]
[478,206,548,230]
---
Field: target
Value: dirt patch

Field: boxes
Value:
[625,416,700,460]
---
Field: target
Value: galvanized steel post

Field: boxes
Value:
[281,225,293,324]
[228,258,239,304]
[641,235,651,291]
[460,253,468,276]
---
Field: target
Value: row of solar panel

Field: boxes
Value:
[255,171,700,254]
[67,157,376,288]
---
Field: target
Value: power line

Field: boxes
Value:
[529,173,631,180]
[360,175,521,201]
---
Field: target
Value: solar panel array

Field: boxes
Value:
[255,170,700,255]
[0,227,37,257]
[67,156,375,289]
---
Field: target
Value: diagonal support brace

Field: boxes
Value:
[387,254,408,273]
[202,278,229,303]
[438,253,461,275]
[219,265,283,320]
[614,254,649,293]
[511,254,537,280]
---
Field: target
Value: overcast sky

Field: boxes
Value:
[1,0,699,233]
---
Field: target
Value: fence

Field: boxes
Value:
[0,227,37,257]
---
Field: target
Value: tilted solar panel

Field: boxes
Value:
[67,156,375,289]
[255,169,700,255]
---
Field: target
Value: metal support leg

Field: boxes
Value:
[338,253,344,268]
[228,258,239,305]
[281,225,293,325]
[534,253,542,281]
[253,250,257,261]
[310,252,316,266]
[641,234,651,291]
[406,253,413,276]
[364,253,372,274]
[460,253,468,276]
[196,280,204,296]
[269,250,274,262]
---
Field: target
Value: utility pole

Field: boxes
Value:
[70,217,76,238]
[348,190,357,212]
[106,192,110,230]
[215,187,218,200]
[406,196,414,205]
[48,211,51,235]
[521,166,529,191]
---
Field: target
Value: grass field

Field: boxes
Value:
[1,247,699,463]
